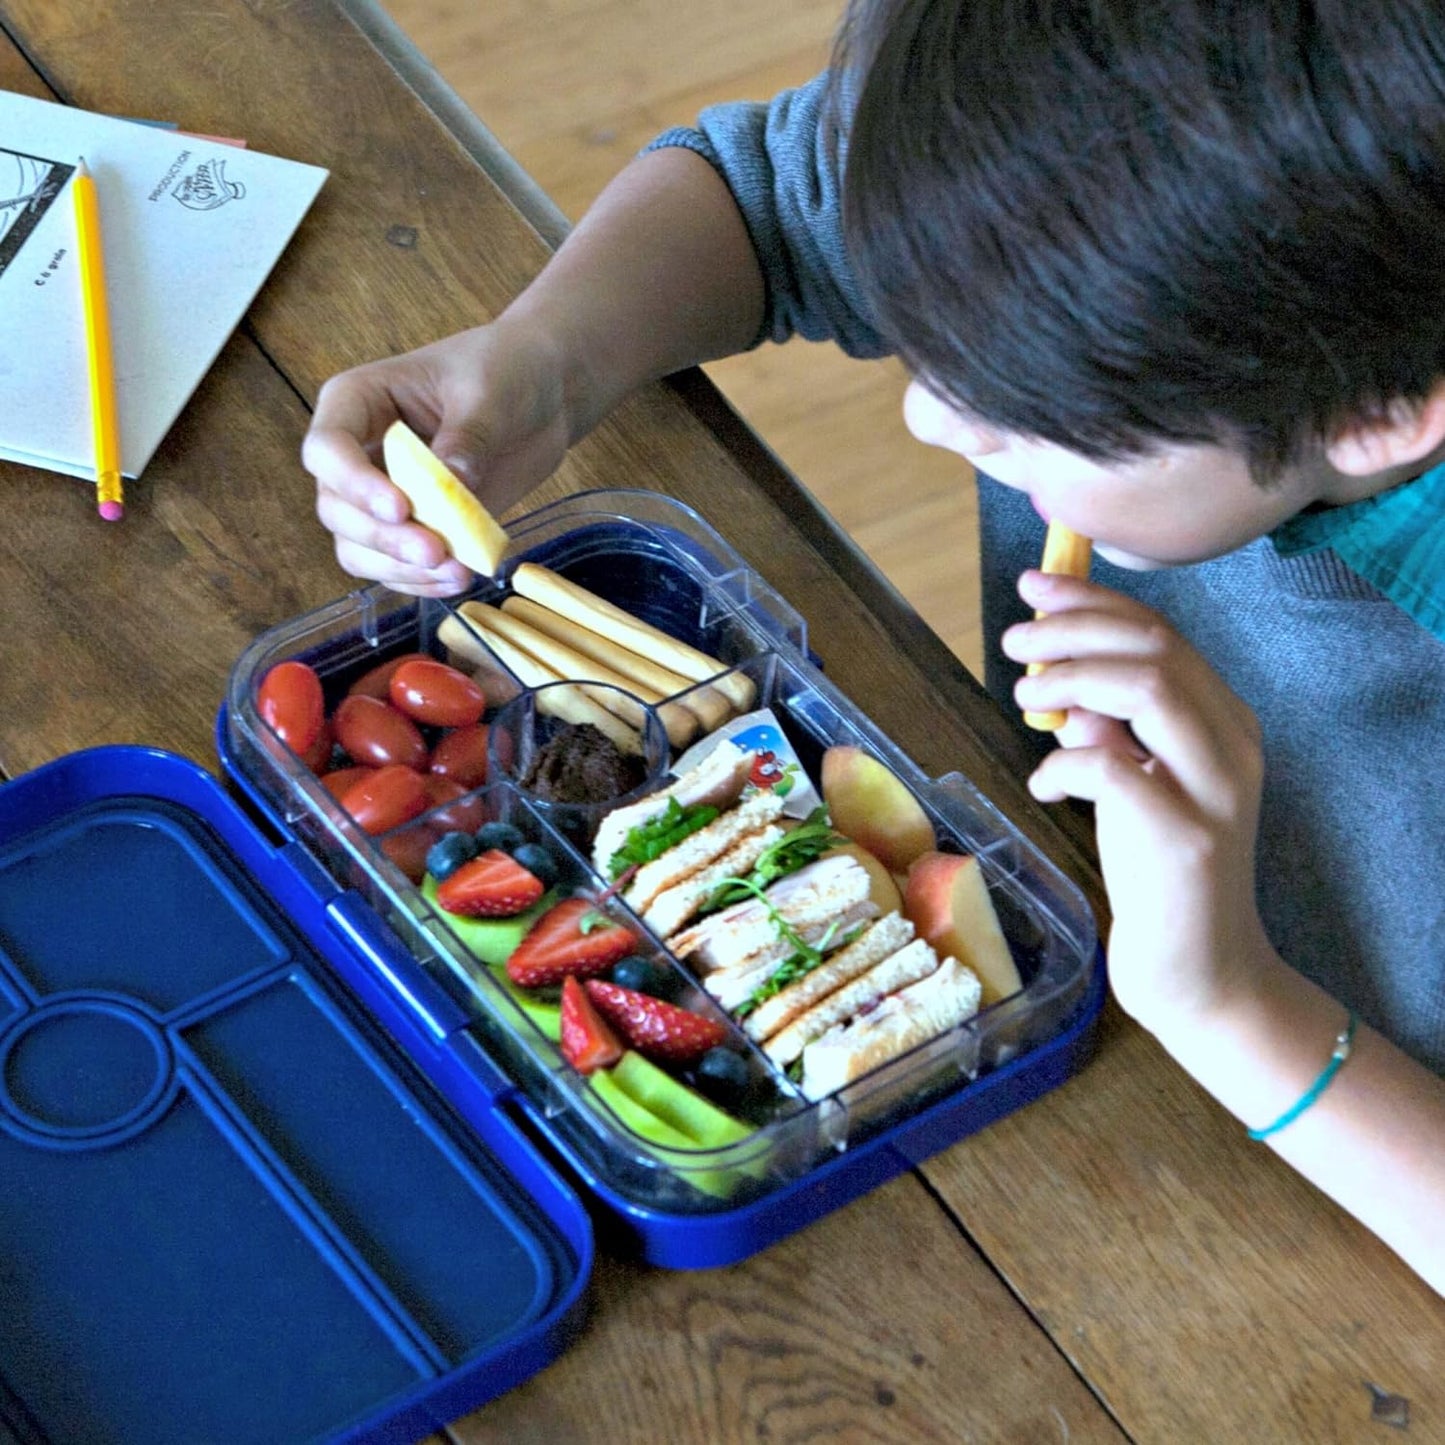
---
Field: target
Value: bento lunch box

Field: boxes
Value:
[0,489,1103,1443]
[221,489,1103,1243]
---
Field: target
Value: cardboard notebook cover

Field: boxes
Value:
[0,89,327,482]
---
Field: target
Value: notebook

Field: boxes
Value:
[0,89,327,482]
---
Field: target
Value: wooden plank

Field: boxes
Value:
[449,1175,1128,1444]
[923,1007,1445,1442]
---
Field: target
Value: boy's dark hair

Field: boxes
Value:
[834,0,1445,481]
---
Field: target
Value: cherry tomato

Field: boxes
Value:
[347,651,431,701]
[339,763,428,835]
[389,658,486,728]
[333,694,428,770]
[428,723,491,790]
[298,718,335,775]
[258,660,325,755]
[422,774,487,834]
[380,821,442,884]
[319,765,373,800]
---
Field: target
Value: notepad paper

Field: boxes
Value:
[0,89,327,482]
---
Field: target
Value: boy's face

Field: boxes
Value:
[902,380,1328,570]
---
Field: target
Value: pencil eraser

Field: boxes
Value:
[98,501,124,522]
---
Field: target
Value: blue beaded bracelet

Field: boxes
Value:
[1248,1012,1358,1141]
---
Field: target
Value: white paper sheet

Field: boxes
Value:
[0,90,327,481]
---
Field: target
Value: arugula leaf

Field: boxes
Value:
[702,806,844,911]
[607,797,720,879]
[733,924,864,1018]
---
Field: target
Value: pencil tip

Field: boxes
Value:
[77,155,90,176]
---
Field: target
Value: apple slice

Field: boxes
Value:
[820,745,936,874]
[588,1070,741,1199]
[611,1050,754,1148]
[382,418,509,576]
[903,850,1022,1005]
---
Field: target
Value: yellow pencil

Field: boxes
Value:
[73,157,124,521]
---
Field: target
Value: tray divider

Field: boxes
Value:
[167,1037,450,1380]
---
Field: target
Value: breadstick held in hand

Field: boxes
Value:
[1022,523,1093,732]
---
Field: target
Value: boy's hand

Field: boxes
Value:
[303,325,570,596]
[1003,570,1273,1033]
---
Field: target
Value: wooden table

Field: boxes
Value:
[1,3,1439,1440]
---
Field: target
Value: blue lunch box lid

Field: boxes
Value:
[0,745,591,1445]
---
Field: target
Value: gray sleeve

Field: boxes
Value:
[644,72,890,359]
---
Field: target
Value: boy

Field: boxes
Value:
[304,0,1445,1290]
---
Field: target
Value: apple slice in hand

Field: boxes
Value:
[382,418,509,577]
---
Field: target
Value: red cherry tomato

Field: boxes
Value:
[298,718,335,775]
[347,651,431,701]
[380,821,442,884]
[389,658,486,728]
[422,774,487,834]
[428,723,491,790]
[339,764,428,835]
[319,765,373,800]
[333,694,428,770]
[258,660,325,756]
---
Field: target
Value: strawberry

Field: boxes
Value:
[506,897,641,987]
[559,976,624,1075]
[435,848,545,917]
[582,980,729,1065]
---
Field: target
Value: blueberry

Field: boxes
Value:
[694,1047,751,1105]
[610,954,679,999]
[426,830,478,881]
[474,820,526,854]
[510,841,559,887]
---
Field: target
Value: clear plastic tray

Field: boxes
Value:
[224,490,1101,1226]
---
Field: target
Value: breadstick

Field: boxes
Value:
[501,594,733,733]
[460,601,697,748]
[437,610,497,671]
[1022,523,1093,732]
[510,562,756,712]
[459,618,644,756]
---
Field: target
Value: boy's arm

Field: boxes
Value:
[499,145,768,441]
[1157,947,1445,1296]
[1007,569,1445,1295]
[305,145,767,592]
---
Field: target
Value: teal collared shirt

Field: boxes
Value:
[1270,460,1445,641]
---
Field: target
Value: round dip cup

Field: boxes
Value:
[487,682,671,848]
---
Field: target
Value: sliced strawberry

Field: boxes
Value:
[506,897,640,987]
[435,848,545,917]
[582,980,729,1065]
[559,976,624,1075]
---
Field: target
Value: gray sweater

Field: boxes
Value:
[651,75,1445,1073]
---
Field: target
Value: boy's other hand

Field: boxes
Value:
[1003,571,1272,1033]
[304,325,570,597]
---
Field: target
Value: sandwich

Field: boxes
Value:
[591,739,757,878]
[592,740,848,944]
[669,853,878,972]
[797,956,984,1100]
[589,739,988,1101]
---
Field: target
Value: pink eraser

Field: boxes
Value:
[98,501,125,521]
